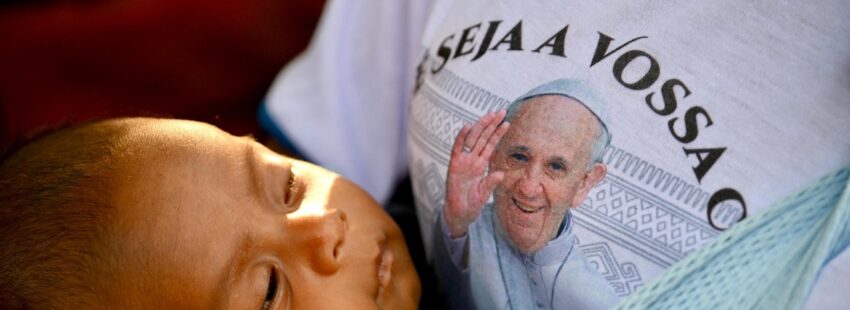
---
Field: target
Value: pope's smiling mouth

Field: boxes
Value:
[512,197,543,213]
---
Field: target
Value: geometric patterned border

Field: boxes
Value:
[579,241,644,297]
[576,175,719,267]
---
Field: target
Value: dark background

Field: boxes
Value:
[0,0,323,147]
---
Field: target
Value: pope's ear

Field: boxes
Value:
[571,162,607,208]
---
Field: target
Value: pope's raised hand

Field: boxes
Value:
[444,110,510,238]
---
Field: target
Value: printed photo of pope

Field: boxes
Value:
[434,79,620,309]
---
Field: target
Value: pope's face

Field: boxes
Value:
[490,95,606,254]
[93,119,420,309]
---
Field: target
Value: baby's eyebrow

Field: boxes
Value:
[216,233,256,302]
[239,134,258,142]
[214,139,263,304]
[243,139,264,202]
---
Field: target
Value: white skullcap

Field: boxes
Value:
[506,78,611,145]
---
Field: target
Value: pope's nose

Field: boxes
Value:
[517,166,544,198]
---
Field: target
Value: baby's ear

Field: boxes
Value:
[571,163,607,208]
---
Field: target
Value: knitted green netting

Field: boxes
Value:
[615,166,850,310]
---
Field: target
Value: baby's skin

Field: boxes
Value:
[89,118,420,309]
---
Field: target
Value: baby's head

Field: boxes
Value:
[0,118,420,309]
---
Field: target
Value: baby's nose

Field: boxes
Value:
[309,208,347,274]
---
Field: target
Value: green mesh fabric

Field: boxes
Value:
[615,166,850,310]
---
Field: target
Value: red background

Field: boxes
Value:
[0,0,324,148]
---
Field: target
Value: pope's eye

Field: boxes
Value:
[548,162,565,171]
[509,153,528,162]
[262,269,278,310]
[505,151,529,169]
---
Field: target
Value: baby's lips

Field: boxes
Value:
[375,245,395,303]
[378,249,394,288]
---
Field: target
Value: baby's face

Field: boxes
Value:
[98,119,419,309]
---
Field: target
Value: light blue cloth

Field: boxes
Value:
[434,206,619,310]
[615,166,850,309]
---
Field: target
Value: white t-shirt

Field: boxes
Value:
[265,0,850,307]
